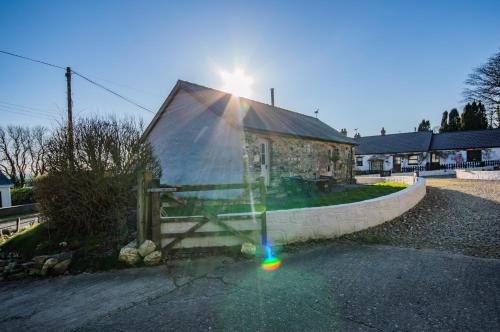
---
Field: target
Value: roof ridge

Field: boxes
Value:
[178,80,321,122]
[433,128,500,135]
[357,131,432,139]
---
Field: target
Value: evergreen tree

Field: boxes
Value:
[417,119,431,131]
[448,108,461,131]
[461,101,489,131]
[439,111,449,133]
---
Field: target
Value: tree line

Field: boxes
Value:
[417,50,500,133]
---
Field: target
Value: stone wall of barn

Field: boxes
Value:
[243,131,354,186]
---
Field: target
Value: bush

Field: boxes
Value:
[11,187,36,205]
[34,117,160,246]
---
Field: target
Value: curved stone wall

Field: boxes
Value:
[267,176,426,245]
[456,169,500,180]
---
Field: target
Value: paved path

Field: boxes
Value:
[1,242,499,331]
[344,178,500,258]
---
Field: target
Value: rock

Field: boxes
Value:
[28,268,42,276]
[32,255,49,268]
[118,247,140,265]
[124,240,137,249]
[59,241,68,248]
[21,261,35,269]
[143,251,162,266]
[138,240,156,257]
[241,242,257,257]
[41,258,58,276]
[54,251,74,261]
[53,259,71,275]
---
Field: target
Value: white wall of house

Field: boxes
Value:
[146,89,245,196]
[434,147,500,164]
[0,185,11,208]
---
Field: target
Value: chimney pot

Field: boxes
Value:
[270,88,275,106]
[381,127,386,136]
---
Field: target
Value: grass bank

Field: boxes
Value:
[166,182,409,216]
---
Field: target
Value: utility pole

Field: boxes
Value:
[66,67,74,168]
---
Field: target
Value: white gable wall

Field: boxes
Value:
[147,89,245,189]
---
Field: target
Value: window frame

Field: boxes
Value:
[407,155,419,165]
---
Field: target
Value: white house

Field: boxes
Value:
[142,80,356,191]
[0,170,12,208]
[355,128,500,174]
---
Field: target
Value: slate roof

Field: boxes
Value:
[430,129,500,150]
[145,80,356,145]
[355,131,433,154]
[0,170,12,186]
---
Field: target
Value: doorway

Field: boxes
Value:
[259,139,270,186]
[393,155,401,173]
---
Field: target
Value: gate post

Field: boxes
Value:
[151,178,161,246]
[137,171,152,245]
[258,177,268,247]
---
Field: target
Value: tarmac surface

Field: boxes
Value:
[1,242,499,331]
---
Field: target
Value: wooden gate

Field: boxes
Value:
[136,171,267,253]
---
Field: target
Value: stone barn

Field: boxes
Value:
[143,80,356,189]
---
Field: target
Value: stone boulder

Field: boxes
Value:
[53,259,71,275]
[32,255,49,269]
[118,247,140,265]
[241,242,257,257]
[143,251,162,266]
[41,258,58,276]
[138,240,156,257]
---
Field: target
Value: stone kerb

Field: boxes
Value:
[456,169,500,180]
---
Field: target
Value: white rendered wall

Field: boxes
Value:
[0,186,11,208]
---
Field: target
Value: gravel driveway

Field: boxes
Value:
[344,178,500,258]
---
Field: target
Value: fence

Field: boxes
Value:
[401,160,500,173]
[136,171,268,253]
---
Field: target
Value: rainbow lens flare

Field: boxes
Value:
[261,245,281,271]
[262,256,281,270]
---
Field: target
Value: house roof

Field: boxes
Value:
[144,80,356,145]
[355,131,433,155]
[0,170,12,186]
[430,128,500,150]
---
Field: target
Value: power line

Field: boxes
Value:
[0,50,65,70]
[0,50,155,114]
[71,70,155,113]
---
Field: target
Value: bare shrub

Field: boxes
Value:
[34,116,160,243]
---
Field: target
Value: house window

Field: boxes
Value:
[356,157,363,167]
[260,143,266,165]
[466,150,482,162]
[408,155,419,165]
[431,153,439,163]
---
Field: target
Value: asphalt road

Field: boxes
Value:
[1,242,499,331]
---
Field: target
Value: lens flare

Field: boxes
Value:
[262,245,281,271]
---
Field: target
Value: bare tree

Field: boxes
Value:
[0,125,48,187]
[463,50,500,127]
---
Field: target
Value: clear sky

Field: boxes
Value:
[1,0,499,136]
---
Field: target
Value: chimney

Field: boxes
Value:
[381,127,386,136]
[270,88,275,106]
[340,128,348,136]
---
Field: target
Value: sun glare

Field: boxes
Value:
[219,68,254,98]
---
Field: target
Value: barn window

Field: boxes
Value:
[408,155,419,165]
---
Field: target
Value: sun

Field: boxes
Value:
[219,68,254,98]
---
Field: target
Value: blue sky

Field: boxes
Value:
[1,0,499,136]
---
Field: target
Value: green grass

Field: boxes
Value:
[0,224,55,259]
[165,182,409,216]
